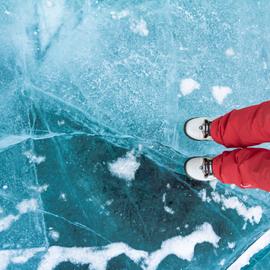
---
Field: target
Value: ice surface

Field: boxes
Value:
[1,0,270,269]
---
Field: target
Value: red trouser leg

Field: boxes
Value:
[213,148,270,192]
[210,101,270,148]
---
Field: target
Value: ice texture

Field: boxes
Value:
[1,0,270,269]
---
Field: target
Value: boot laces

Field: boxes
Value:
[200,158,213,178]
[199,119,211,138]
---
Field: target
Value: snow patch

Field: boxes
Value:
[198,190,262,226]
[0,199,38,232]
[211,192,262,225]
[111,10,130,20]
[49,228,60,242]
[164,206,175,215]
[225,48,235,57]
[59,193,67,201]
[30,184,49,193]
[0,248,45,270]
[16,199,38,214]
[219,259,226,266]
[24,151,46,164]
[0,215,19,232]
[130,19,149,36]
[209,180,218,190]
[108,151,140,183]
[198,189,211,203]
[180,78,200,96]
[228,242,236,249]
[145,223,220,269]
[162,193,175,215]
[212,86,232,104]
[4,10,11,16]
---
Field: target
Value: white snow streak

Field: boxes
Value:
[0,248,45,270]
[228,228,270,270]
[0,223,220,270]
[198,190,263,226]
[211,192,262,225]
[35,222,219,270]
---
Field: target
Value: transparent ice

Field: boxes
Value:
[1,0,270,269]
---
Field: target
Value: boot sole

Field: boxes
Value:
[183,117,213,141]
[184,157,216,181]
[184,156,199,180]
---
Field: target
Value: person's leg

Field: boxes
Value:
[213,148,270,192]
[211,101,270,148]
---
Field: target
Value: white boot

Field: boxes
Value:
[184,117,213,141]
[185,157,217,181]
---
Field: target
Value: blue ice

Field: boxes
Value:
[1,0,270,269]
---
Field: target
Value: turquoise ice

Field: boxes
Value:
[1,0,270,269]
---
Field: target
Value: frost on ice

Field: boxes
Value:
[108,150,140,183]
[111,10,130,20]
[130,19,149,36]
[180,78,200,96]
[24,151,46,164]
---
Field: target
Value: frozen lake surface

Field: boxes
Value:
[1,0,270,269]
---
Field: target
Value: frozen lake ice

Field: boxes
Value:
[1,0,270,269]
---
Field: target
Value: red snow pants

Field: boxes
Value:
[211,101,270,192]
